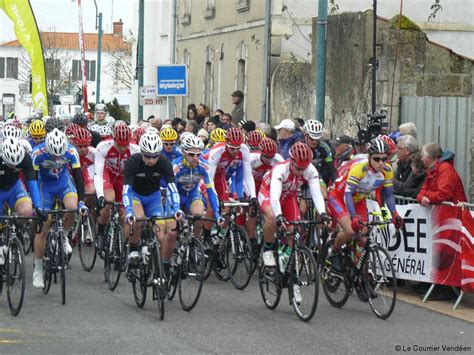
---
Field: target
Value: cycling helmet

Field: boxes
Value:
[246,130,263,148]
[3,124,22,139]
[74,127,92,145]
[210,128,226,143]
[304,119,324,140]
[379,135,396,155]
[7,119,22,129]
[255,128,267,139]
[226,127,244,147]
[95,103,107,113]
[132,127,145,145]
[65,123,81,139]
[139,132,162,154]
[45,117,66,133]
[146,126,159,134]
[97,124,112,138]
[1,137,25,166]
[72,113,88,126]
[29,119,46,138]
[289,142,313,168]
[367,137,389,155]
[113,119,127,127]
[259,138,278,158]
[33,108,44,119]
[181,134,204,151]
[160,127,178,142]
[113,123,132,146]
[45,128,68,156]
[106,116,116,127]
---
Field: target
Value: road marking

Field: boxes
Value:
[0,340,24,344]
[0,329,22,333]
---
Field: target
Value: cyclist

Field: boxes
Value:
[204,127,226,151]
[160,127,182,161]
[44,116,66,133]
[94,123,139,251]
[72,127,96,200]
[31,128,88,288]
[246,130,263,153]
[123,131,183,278]
[172,134,224,238]
[327,137,403,270]
[132,127,145,145]
[28,119,47,148]
[71,113,101,147]
[94,103,112,126]
[3,124,33,154]
[97,124,113,140]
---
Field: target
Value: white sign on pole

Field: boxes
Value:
[139,86,164,106]
[60,95,75,105]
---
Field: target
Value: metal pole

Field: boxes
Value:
[137,0,145,119]
[315,0,328,124]
[168,0,177,119]
[261,0,271,123]
[96,13,103,103]
[371,0,377,114]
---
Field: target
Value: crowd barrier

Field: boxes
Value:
[367,196,474,310]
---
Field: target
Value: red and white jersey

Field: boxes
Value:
[79,146,96,183]
[94,140,140,197]
[260,160,326,216]
[249,152,284,183]
[206,142,256,198]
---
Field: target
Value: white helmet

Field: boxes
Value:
[45,128,68,156]
[106,116,116,127]
[181,134,204,151]
[139,132,162,154]
[97,124,112,138]
[95,103,107,113]
[1,137,25,166]
[145,126,158,134]
[304,119,324,140]
[3,124,22,139]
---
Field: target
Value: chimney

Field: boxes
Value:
[113,19,123,36]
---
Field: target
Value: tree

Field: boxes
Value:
[105,98,130,123]
[105,33,134,91]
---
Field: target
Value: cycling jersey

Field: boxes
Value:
[259,161,326,217]
[172,156,220,215]
[93,140,140,198]
[122,153,180,217]
[162,145,182,162]
[248,152,284,193]
[28,137,43,149]
[206,142,256,200]
[310,141,337,186]
[79,146,96,185]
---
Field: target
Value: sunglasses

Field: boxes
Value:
[371,156,389,163]
[77,145,89,149]
[227,145,240,151]
[261,154,273,160]
[143,154,159,159]
[186,152,201,158]
[163,142,175,147]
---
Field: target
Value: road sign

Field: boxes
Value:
[60,95,75,105]
[156,64,187,97]
[23,94,33,106]
[139,85,164,105]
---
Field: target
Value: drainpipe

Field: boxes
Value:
[315,0,328,124]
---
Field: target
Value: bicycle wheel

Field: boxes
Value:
[167,249,178,301]
[42,233,54,295]
[21,222,33,255]
[291,245,319,322]
[320,239,350,308]
[258,249,282,310]
[106,225,123,291]
[58,234,67,305]
[366,245,397,319]
[78,215,97,272]
[213,236,230,281]
[178,237,205,311]
[6,238,25,316]
[132,264,148,308]
[226,226,253,290]
[151,244,165,320]
[202,236,214,281]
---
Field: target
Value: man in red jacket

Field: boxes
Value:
[417,143,467,206]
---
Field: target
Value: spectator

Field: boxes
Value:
[394,135,418,187]
[207,116,220,132]
[185,119,199,134]
[417,143,467,206]
[149,117,162,131]
[230,90,244,124]
[352,135,368,159]
[394,152,426,198]
[239,119,256,134]
[197,128,209,146]
[187,103,196,111]
[333,135,354,167]
[275,119,303,159]
[399,122,417,138]
[187,107,198,121]
[146,115,155,122]
[176,120,186,134]
[294,118,305,129]
[214,109,224,118]
[220,113,232,125]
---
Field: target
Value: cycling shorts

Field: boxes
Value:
[0,180,31,212]
[327,190,368,222]
[213,172,230,201]
[132,189,165,219]
[39,174,77,210]
[180,189,205,212]
[258,188,301,221]
[103,169,123,202]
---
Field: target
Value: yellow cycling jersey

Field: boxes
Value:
[344,160,394,202]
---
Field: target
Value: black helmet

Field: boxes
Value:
[367,137,388,155]
[72,113,88,126]
[45,116,66,133]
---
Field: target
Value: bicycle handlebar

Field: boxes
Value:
[42,209,78,215]
[0,215,37,221]
[222,202,250,208]
[184,214,216,223]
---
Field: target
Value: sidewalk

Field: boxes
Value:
[396,287,474,323]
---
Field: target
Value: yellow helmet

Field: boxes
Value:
[29,119,46,138]
[255,128,266,139]
[210,128,226,143]
[159,127,178,142]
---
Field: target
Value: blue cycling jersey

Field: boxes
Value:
[162,145,182,162]
[172,156,220,217]
[32,142,80,181]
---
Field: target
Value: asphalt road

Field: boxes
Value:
[0,253,472,354]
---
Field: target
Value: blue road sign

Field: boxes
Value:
[156,64,188,97]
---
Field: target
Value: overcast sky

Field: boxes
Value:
[0,0,134,43]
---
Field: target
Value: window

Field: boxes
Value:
[86,60,96,81]
[181,0,191,25]
[72,59,96,82]
[235,0,250,12]
[6,57,18,79]
[45,58,61,81]
[0,58,4,78]
[204,0,215,19]
[203,46,214,107]
[235,42,248,118]
[237,59,245,92]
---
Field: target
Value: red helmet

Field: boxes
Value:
[65,123,80,138]
[379,135,396,155]
[75,127,92,145]
[259,138,277,158]
[113,123,132,146]
[246,130,262,148]
[226,127,244,147]
[132,127,145,144]
[289,142,313,168]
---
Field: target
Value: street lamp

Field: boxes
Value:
[93,0,103,104]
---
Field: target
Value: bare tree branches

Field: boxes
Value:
[105,35,134,91]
